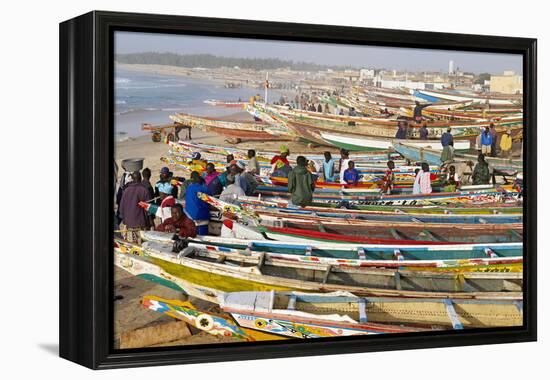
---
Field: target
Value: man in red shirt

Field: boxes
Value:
[155,204,197,238]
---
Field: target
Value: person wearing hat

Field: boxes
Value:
[189,151,207,170]
[270,145,291,177]
[220,174,245,203]
[154,166,178,201]
[230,161,257,195]
[118,171,150,241]
[499,129,513,158]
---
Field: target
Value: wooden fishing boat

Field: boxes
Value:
[236,195,523,215]
[142,295,252,341]
[186,239,523,272]
[393,142,523,172]
[169,112,291,141]
[139,230,523,261]
[275,219,522,244]
[248,203,522,224]
[116,240,523,296]
[252,186,520,205]
[145,294,428,339]
[417,89,521,106]
[171,140,404,165]
[115,252,522,329]
[256,210,523,235]
[218,292,430,337]
[260,225,523,246]
[319,131,471,152]
[204,99,247,108]
[220,291,523,330]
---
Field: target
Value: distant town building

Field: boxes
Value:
[490,71,523,94]
[359,69,375,81]
[449,60,454,74]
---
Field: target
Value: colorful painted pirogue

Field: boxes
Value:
[114,251,522,329]
[233,195,523,215]
[143,294,427,339]
[141,295,252,341]
[120,237,522,294]
[246,103,523,147]
[393,142,523,172]
[169,112,291,141]
[218,291,522,332]
[198,192,523,244]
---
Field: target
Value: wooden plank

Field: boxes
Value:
[420,229,438,242]
[389,228,402,240]
[358,298,368,323]
[443,299,464,330]
[323,265,333,284]
[256,252,266,270]
[119,320,192,349]
[394,270,402,291]
[508,229,522,240]
[287,295,297,310]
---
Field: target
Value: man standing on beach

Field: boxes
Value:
[489,124,498,157]
[395,120,408,139]
[480,127,493,156]
[419,124,429,140]
[440,128,453,148]
[185,171,211,235]
[247,149,260,174]
[380,160,395,195]
[338,149,351,184]
[119,171,150,241]
[288,156,315,207]
[322,151,336,182]
[500,130,513,158]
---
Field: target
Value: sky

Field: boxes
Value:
[115,31,522,75]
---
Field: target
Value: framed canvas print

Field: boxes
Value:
[59,11,537,369]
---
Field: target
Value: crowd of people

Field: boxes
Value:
[115,133,504,241]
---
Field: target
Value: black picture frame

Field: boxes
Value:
[59,10,537,369]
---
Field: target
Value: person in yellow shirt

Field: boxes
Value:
[500,130,513,158]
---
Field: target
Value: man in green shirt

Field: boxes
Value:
[288,156,316,207]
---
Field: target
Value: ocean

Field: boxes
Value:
[115,68,292,140]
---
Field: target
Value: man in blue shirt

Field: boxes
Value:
[440,128,453,147]
[343,161,361,185]
[480,126,493,155]
[184,171,211,235]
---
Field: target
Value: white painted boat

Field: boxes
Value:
[418,89,517,106]
[319,131,471,152]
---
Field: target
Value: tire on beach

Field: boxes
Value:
[151,132,162,142]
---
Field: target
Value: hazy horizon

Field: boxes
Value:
[115,31,523,75]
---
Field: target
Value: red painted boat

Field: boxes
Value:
[265,226,457,245]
